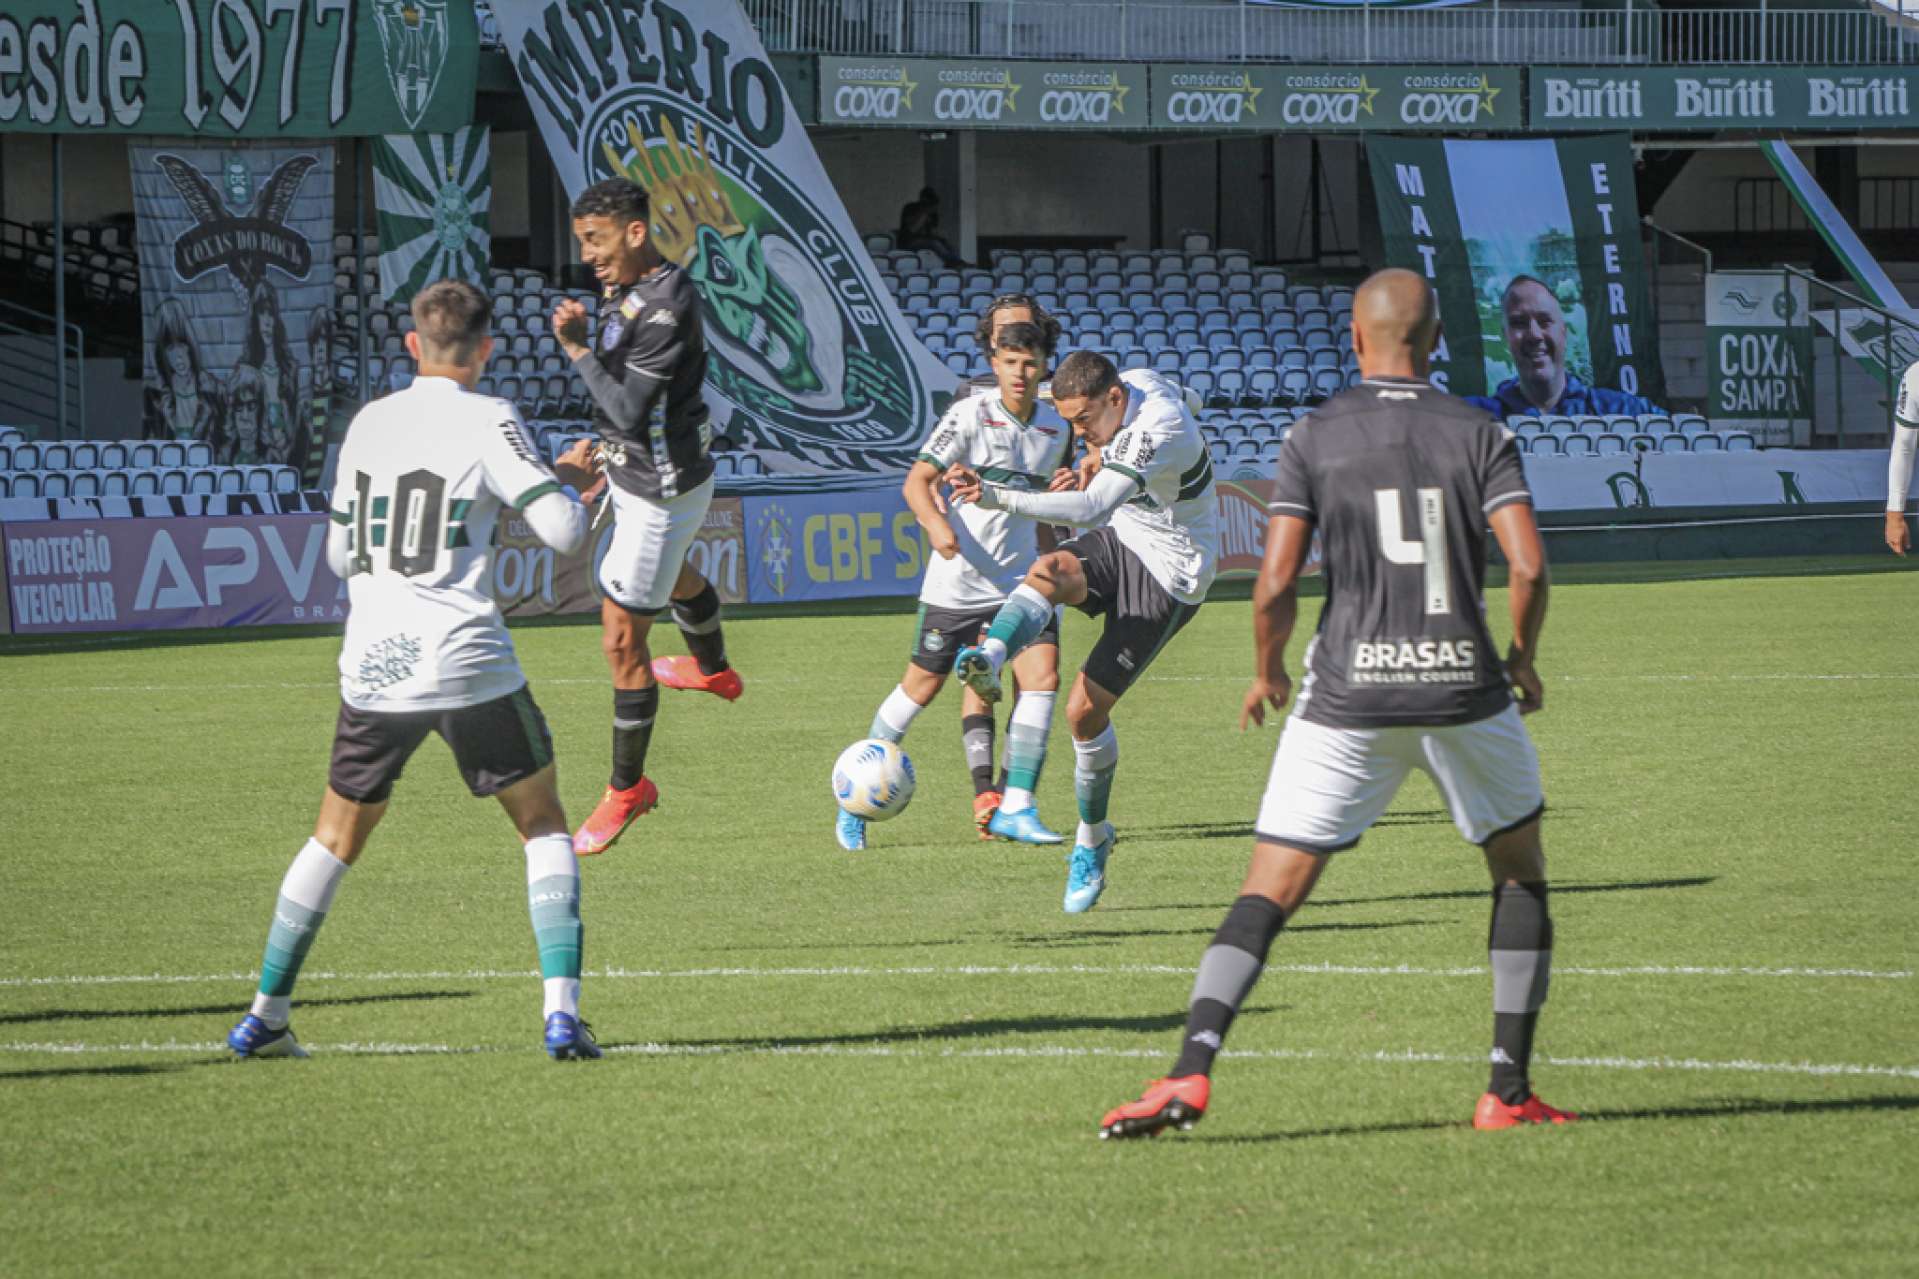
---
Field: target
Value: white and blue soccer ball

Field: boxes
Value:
[833,738,916,821]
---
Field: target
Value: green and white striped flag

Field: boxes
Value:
[374,126,490,303]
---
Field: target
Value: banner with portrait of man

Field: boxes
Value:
[131,142,336,479]
[1368,133,1666,419]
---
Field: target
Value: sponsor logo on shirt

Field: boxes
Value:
[645,308,678,327]
[620,292,644,320]
[1350,638,1478,684]
[355,633,424,693]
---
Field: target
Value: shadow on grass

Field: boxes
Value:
[1105,876,1715,914]
[1201,1093,1919,1144]
[1010,919,1441,948]
[604,1005,1280,1053]
[0,1061,214,1082]
[0,989,477,1027]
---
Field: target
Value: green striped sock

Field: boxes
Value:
[1004,690,1056,795]
[256,839,349,1012]
[525,835,582,982]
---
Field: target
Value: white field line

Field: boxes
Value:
[4,671,1919,695]
[1,1037,1915,1082]
[0,961,1909,990]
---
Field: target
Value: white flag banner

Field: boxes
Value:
[496,1,959,477]
[374,126,492,304]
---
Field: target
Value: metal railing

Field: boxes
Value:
[1784,265,1919,447]
[0,299,87,440]
[740,1,1917,66]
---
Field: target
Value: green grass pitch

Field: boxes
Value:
[2,557,1915,1276]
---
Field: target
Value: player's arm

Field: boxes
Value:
[903,459,961,560]
[1242,513,1315,730]
[1886,421,1916,556]
[1489,503,1549,714]
[957,465,1135,527]
[561,293,689,441]
[325,507,353,579]
[480,411,590,555]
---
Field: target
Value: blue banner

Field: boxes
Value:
[743,488,931,604]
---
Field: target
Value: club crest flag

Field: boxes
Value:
[131,142,336,479]
[496,0,959,477]
[375,127,492,303]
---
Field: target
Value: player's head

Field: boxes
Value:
[406,278,494,383]
[989,321,1050,405]
[1500,275,1568,405]
[975,293,1062,361]
[1050,351,1127,447]
[1351,268,1442,379]
[571,178,655,288]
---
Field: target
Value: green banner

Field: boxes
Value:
[819,57,1148,130]
[375,127,490,304]
[1153,65,1520,132]
[1529,67,1917,132]
[1367,133,1665,411]
[0,1,476,136]
[1705,272,1811,446]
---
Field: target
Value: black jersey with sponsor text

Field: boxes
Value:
[1269,376,1533,728]
[588,261,713,500]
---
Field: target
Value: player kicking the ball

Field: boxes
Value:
[227,281,603,1061]
[950,353,1220,912]
[837,321,1074,851]
[1100,269,1575,1138]
[554,178,742,858]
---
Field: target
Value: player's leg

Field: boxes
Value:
[987,621,1065,846]
[954,550,1089,704]
[1101,718,1409,1136]
[653,480,742,700]
[1417,708,1569,1126]
[958,682,1002,839]
[450,686,600,1060]
[230,707,426,1059]
[837,653,944,852]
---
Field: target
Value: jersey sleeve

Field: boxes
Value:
[1099,402,1182,493]
[1479,423,1533,517]
[477,400,564,510]
[1897,363,1919,429]
[1268,421,1315,520]
[916,403,973,471]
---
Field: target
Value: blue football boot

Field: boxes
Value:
[227,1014,308,1060]
[1063,828,1115,914]
[953,645,1004,705]
[836,806,867,851]
[989,806,1065,845]
[544,1012,602,1061]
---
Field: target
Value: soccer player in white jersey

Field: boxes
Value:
[837,322,1074,852]
[1888,362,1918,555]
[226,280,603,1062]
[950,353,1220,912]
[1100,269,1572,1139]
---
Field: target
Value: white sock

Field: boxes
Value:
[980,637,1008,670]
[871,685,926,743]
[1003,787,1036,812]
[1075,820,1112,849]
[251,838,349,1028]
[525,834,582,1019]
[544,977,580,1019]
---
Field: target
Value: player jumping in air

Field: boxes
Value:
[553,178,741,857]
[949,353,1220,912]
[227,281,602,1061]
[1099,268,1575,1138]
[837,322,1074,852]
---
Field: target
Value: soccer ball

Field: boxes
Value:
[832,738,916,821]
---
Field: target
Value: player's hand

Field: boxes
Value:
[1506,652,1544,715]
[552,299,591,354]
[1048,466,1080,492]
[1076,451,1102,488]
[1240,676,1291,730]
[947,464,983,505]
[928,523,960,560]
[553,438,601,491]
[1887,511,1911,556]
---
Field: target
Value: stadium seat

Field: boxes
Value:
[1725,432,1756,451]
[1543,417,1577,438]
[70,470,102,497]
[273,467,298,495]
[70,442,99,469]
[9,442,41,470]
[212,467,241,495]
[1692,432,1724,452]
[0,426,23,444]
[1657,434,1689,454]
[1675,413,1709,435]
[1594,433,1626,457]
[245,467,275,494]
[130,443,159,469]
[1278,368,1311,406]
[188,468,215,496]
[157,468,187,496]
[42,471,72,497]
[1576,417,1608,436]
[130,470,159,496]
[1561,434,1596,457]
[158,442,187,468]
[1309,368,1345,401]
[1509,415,1544,435]
[1247,369,1281,406]
[100,470,130,496]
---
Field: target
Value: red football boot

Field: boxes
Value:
[651,656,743,701]
[973,790,1003,841]
[1099,1075,1211,1140]
[1473,1092,1579,1130]
[573,777,659,856]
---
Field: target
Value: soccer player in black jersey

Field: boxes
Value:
[553,178,741,857]
[1101,268,1576,1138]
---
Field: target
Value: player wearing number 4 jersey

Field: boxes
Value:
[1101,269,1576,1139]
[227,281,604,1063]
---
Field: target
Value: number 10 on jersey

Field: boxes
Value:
[1374,487,1451,616]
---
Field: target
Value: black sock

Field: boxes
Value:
[1171,895,1287,1079]
[670,583,729,676]
[961,713,996,795]
[1488,881,1552,1104]
[610,685,659,790]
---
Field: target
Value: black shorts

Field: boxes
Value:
[327,685,555,805]
[909,602,1060,675]
[1059,525,1202,697]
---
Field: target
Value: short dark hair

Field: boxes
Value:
[974,293,1062,359]
[572,178,650,227]
[411,279,492,364]
[989,321,1049,361]
[1050,351,1120,403]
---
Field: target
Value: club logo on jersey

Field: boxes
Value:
[923,629,946,653]
[756,502,794,597]
[601,318,626,350]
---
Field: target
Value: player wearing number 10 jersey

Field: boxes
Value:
[1101,269,1575,1139]
[226,281,606,1064]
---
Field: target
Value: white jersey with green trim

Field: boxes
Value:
[1099,369,1220,604]
[917,391,1073,610]
[330,376,564,712]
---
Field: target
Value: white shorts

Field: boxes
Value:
[1255,705,1544,852]
[596,476,714,615]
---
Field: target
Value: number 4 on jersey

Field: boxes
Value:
[1374,487,1451,616]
